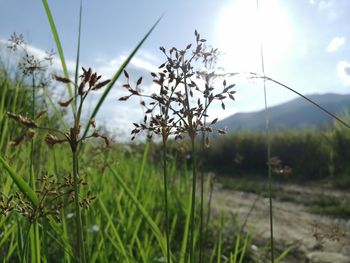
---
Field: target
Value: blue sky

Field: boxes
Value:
[1,0,350,136]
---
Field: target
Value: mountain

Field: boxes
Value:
[216,93,350,132]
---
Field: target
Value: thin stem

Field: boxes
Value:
[162,139,171,263]
[72,149,86,263]
[261,76,350,129]
[30,74,41,263]
[206,177,213,228]
[199,148,204,263]
[189,137,197,263]
[199,96,208,263]
[256,0,274,260]
[256,3,274,262]
[22,222,32,262]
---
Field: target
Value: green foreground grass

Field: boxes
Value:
[0,61,253,262]
[3,2,349,262]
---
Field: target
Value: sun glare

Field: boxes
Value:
[215,0,293,74]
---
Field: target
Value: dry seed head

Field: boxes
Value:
[120,31,236,141]
[7,32,25,51]
[9,134,25,147]
[76,67,109,96]
[35,110,47,120]
[7,112,38,128]
[58,97,74,107]
[90,118,96,128]
[53,75,71,84]
[92,79,111,91]
[45,133,66,146]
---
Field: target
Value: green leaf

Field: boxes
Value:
[74,0,83,112]
[0,156,73,257]
[43,86,68,130]
[41,0,74,112]
[0,155,38,206]
[81,15,163,141]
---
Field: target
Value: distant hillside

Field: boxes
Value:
[216,93,350,132]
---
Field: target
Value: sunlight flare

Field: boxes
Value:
[215,0,294,73]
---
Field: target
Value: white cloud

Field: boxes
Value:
[318,0,333,9]
[337,61,350,86]
[327,10,338,21]
[309,0,334,8]
[326,36,346,52]
[309,0,316,5]
[309,0,338,21]
[95,52,159,80]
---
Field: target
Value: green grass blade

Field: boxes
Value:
[135,142,149,196]
[216,215,223,263]
[41,0,74,104]
[74,0,83,112]
[98,197,130,262]
[231,232,240,263]
[0,155,38,206]
[179,194,192,263]
[90,238,104,263]
[274,245,294,263]
[81,15,163,140]
[43,86,68,130]
[60,211,72,263]
[0,222,15,249]
[29,224,40,263]
[108,164,168,259]
[238,235,249,263]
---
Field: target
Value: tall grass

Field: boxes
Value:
[4,1,347,263]
[1,58,256,262]
[0,2,252,263]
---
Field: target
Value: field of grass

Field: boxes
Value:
[0,2,253,262]
[0,65,252,262]
[1,2,350,263]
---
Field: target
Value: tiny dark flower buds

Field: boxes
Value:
[45,134,66,146]
[7,112,38,128]
[58,98,74,107]
[53,75,71,83]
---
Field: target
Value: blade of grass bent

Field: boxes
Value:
[43,86,69,130]
[41,0,74,113]
[0,156,73,256]
[0,155,38,206]
[81,15,163,141]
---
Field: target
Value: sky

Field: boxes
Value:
[1,0,350,138]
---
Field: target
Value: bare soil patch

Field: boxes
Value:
[212,181,350,262]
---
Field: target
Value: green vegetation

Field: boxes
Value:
[0,62,251,262]
[200,127,350,182]
[0,2,255,262]
[2,2,350,263]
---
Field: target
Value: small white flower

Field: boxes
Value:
[251,244,259,251]
[66,213,74,219]
[91,225,99,232]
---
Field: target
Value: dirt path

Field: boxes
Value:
[212,184,350,263]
